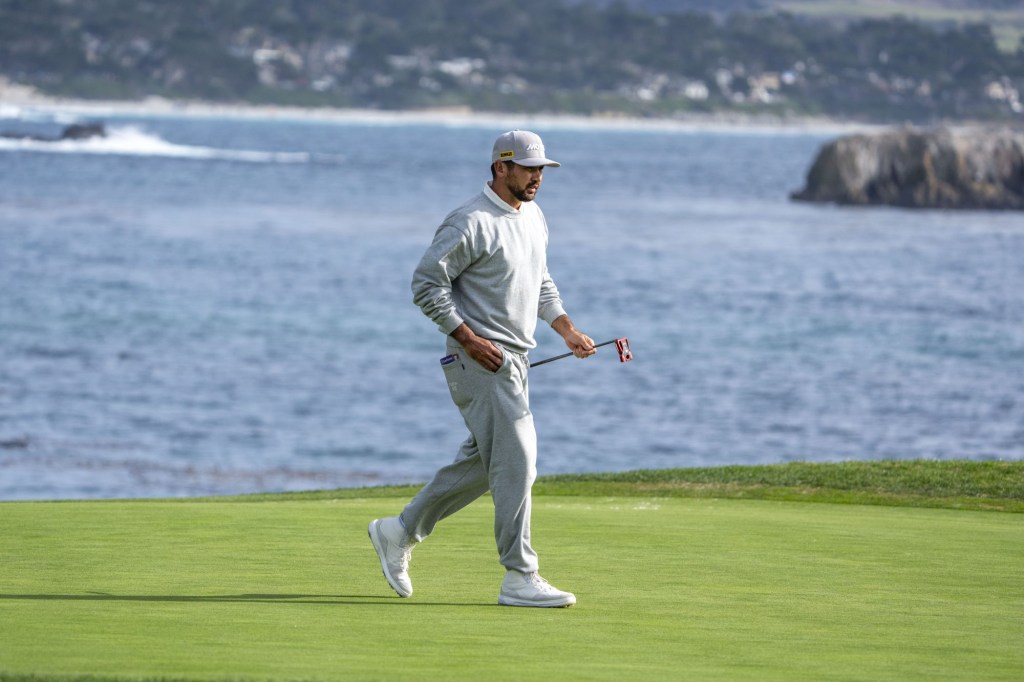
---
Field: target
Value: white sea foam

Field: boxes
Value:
[0,124,317,163]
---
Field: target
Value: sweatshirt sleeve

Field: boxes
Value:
[534,209,567,325]
[538,267,568,325]
[411,222,472,335]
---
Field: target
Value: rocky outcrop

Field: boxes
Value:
[58,123,106,140]
[0,122,106,142]
[791,127,1024,210]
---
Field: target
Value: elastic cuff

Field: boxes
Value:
[439,313,466,336]
[540,305,568,326]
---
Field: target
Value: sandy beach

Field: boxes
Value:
[0,78,876,135]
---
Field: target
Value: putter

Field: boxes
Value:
[530,337,633,368]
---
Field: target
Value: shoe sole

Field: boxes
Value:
[498,595,576,608]
[367,519,412,598]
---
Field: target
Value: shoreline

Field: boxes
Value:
[3,460,1021,512]
[1,82,879,135]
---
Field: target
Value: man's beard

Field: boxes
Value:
[510,180,539,203]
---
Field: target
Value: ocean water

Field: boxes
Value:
[1,109,1022,500]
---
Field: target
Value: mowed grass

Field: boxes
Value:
[1,461,1022,681]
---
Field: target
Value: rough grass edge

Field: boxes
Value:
[166,460,1024,513]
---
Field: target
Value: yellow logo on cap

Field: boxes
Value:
[499,150,515,159]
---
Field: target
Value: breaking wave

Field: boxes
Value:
[0,124,327,164]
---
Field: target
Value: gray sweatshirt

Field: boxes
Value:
[412,183,567,354]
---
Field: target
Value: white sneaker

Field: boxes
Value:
[368,517,415,598]
[498,570,576,608]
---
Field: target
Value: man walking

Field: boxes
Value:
[369,130,596,608]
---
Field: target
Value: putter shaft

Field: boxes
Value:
[529,339,619,368]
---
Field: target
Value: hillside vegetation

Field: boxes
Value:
[2,0,1023,122]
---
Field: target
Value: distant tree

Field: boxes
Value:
[0,0,1020,120]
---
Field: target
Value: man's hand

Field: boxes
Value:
[552,315,596,359]
[451,323,504,372]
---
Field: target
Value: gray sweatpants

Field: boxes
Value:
[400,341,539,574]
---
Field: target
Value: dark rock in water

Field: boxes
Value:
[0,122,106,142]
[791,127,1024,210]
[59,123,106,140]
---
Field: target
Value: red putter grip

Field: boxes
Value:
[614,338,633,363]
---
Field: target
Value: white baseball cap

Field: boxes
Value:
[491,130,561,167]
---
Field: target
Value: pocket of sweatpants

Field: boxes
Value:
[494,347,514,375]
[441,352,470,408]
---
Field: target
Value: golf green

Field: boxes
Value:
[1,495,1021,680]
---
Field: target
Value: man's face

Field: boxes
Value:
[500,162,544,203]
